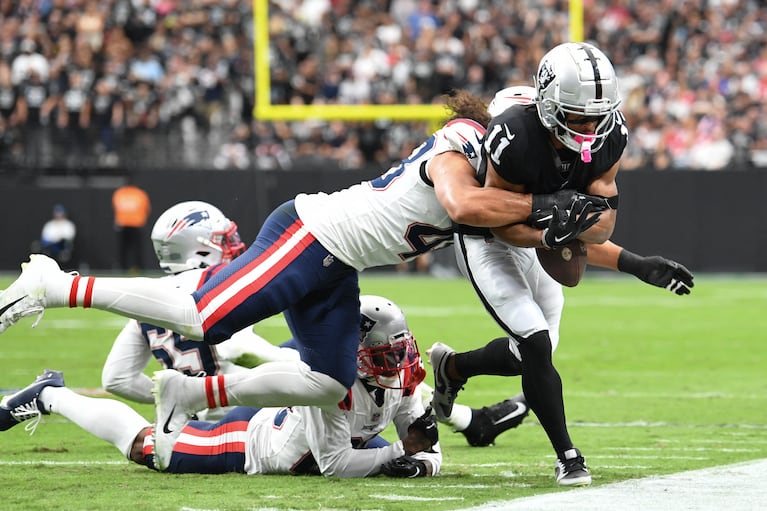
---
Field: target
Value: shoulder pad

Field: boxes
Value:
[434,118,486,163]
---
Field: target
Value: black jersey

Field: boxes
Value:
[479,104,628,194]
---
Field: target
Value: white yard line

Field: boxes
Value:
[459,458,767,511]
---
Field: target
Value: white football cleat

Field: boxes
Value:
[428,342,466,421]
[151,369,199,471]
[0,254,65,334]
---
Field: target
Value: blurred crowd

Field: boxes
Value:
[0,0,765,173]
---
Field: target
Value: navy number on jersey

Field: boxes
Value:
[142,324,220,377]
[369,137,435,189]
[399,222,453,259]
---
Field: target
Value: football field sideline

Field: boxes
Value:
[460,458,767,511]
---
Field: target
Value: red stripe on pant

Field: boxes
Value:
[173,441,246,456]
[195,219,306,313]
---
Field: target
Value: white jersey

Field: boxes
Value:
[102,267,268,403]
[295,119,485,271]
[243,377,441,477]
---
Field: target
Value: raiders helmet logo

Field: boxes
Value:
[538,60,555,91]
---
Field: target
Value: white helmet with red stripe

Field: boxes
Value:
[487,85,536,117]
[150,201,246,274]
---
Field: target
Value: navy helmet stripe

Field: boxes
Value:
[579,43,602,99]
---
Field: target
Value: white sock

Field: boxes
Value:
[199,361,347,409]
[39,387,150,458]
[416,382,472,430]
[444,403,473,432]
[59,276,204,339]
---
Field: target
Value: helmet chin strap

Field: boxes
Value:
[574,134,595,163]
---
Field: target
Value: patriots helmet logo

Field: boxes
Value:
[165,210,210,239]
[360,314,376,338]
[462,139,477,159]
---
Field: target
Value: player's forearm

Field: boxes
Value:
[586,240,623,270]
[431,152,533,227]
[576,209,615,244]
[442,186,533,227]
[490,223,543,248]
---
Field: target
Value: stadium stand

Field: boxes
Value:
[0,0,765,172]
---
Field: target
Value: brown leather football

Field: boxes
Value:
[535,239,588,287]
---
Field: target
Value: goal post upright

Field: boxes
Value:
[569,0,584,42]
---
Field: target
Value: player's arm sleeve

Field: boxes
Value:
[303,406,406,478]
[101,320,154,403]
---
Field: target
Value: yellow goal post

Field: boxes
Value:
[252,0,583,123]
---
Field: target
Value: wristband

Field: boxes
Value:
[541,229,551,249]
[617,249,644,276]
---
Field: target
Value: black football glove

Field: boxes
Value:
[541,201,601,249]
[529,190,613,229]
[380,455,428,478]
[618,250,694,295]
[408,407,439,447]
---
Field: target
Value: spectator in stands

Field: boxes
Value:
[90,77,124,168]
[16,68,57,169]
[56,70,92,169]
[2,0,767,172]
[0,60,22,164]
[11,39,48,86]
[213,122,252,170]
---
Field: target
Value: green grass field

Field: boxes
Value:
[0,272,765,511]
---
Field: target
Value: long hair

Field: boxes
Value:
[445,90,492,129]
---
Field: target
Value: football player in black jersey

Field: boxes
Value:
[433,42,628,487]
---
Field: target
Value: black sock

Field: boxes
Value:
[517,331,572,455]
[453,337,523,378]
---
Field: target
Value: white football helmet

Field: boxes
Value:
[150,201,246,274]
[487,85,536,117]
[358,295,424,391]
[534,42,621,159]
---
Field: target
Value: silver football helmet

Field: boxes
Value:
[150,201,246,274]
[358,295,424,391]
[487,85,536,117]
[534,42,621,160]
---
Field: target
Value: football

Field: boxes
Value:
[535,239,588,287]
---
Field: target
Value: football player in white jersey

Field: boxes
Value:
[0,296,440,477]
[431,44,693,487]
[1,76,593,472]
[104,200,526,445]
